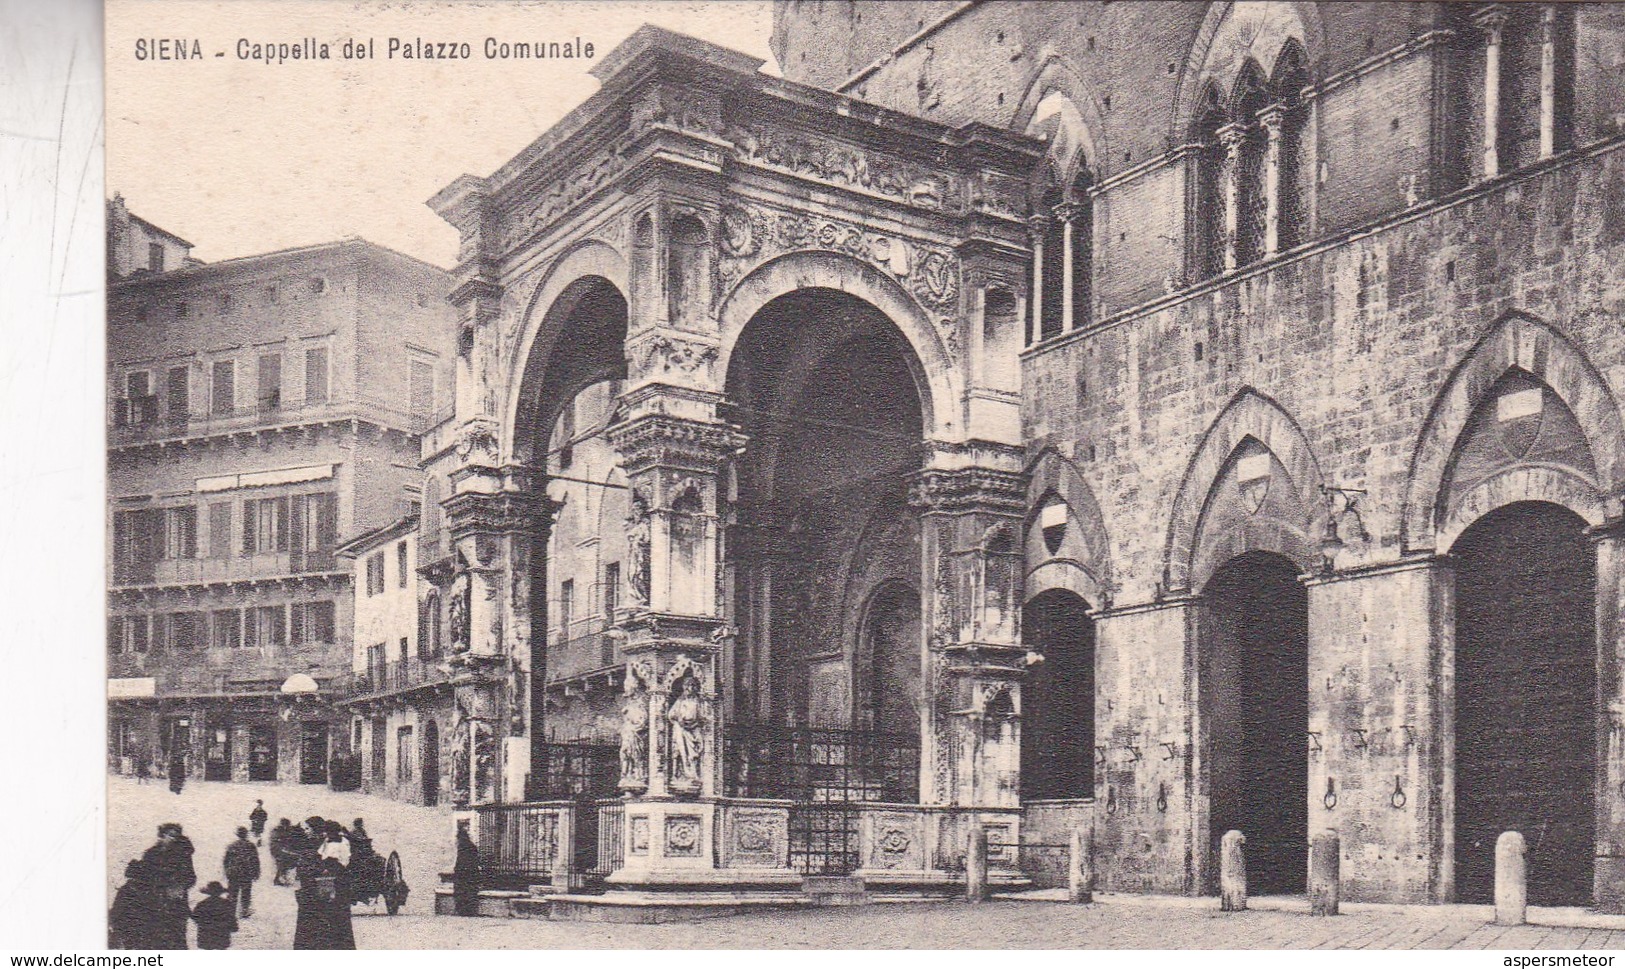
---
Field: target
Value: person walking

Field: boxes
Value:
[190,882,238,950]
[292,817,355,950]
[167,747,186,796]
[249,799,268,844]
[268,818,293,885]
[452,819,480,917]
[223,826,261,919]
[134,752,150,785]
[108,859,157,949]
[140,823,195,949]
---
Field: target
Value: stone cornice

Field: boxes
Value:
[908,466,1027,516]
[606,413,747,475]
[444,489,562,539]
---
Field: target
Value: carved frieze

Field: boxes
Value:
[634,333,720,378]
[870,814,923,870]
[730,809,785,868]
[715,202,962,352]
[726,122,960,213]
[498,131,635,253]
[663,815,703,858]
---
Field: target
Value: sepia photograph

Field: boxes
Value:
[78,0,1625,951]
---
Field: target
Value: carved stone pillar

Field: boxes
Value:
[1539,4,1558,159]
[1590,522,1625,912]
[909,449,1027,809]
[1475,5,1509,180]
[1259,104,1286,258]
[1055,203,1081,334]
[1026,217,1047,346]
[604,406,746,885]
[1217,123,1248,271]
[443,463,560,804]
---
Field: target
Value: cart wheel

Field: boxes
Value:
[385,851,404,915]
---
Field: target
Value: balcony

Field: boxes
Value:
[346,656,455,702]
[546,624,618,686]
[111,550,343,590]
[109,394,435,448]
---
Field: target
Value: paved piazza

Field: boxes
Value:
[106,777,1625,950]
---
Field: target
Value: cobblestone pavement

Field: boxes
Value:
[108,777,1625,950]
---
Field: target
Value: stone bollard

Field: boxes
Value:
[1309,829,1341,916]
[1220,830,1247,912]
[1495,831,1528,926]
[1067,824,1093,904]
[965,823,989,904]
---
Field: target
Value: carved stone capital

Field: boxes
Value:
[1217,122,1250,153]
[1052,202,1088,226]
[907,467,1027,516]
[608,413,747,477]
[445,489,563,542]
[1257,102,1288,135]
[1472,3,1510,37]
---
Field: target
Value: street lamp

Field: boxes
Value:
[1319,485,1370,573]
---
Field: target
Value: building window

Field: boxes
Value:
[366,552,385,596]
[148,243,164,273]
[113,508,163,584]
[419,591,442,659]
[558,578,574,641]
[397,726,415,781]
[291,600,336,645]
[211,609,241,650]
[170,611,202,651]
[603,562,620,620]
[409,358,435,424]
[257,353,282,413]
[163,506,197,560]
[244,605,286,651]
[211,360,235,416]
[165,366,189,424]
[242,496,289,556]
[118,371,157,427]
[370,716,387,779]
[304,347,329,405]
[397,541,409,588]
[290,492,338,572]
[207,502,232,559]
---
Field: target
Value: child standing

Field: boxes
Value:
[191,882,238,950]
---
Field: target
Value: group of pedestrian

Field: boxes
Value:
[108,822,197,950]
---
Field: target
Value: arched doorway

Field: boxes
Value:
[862,581,921,736]
[1452,501,1595,905]
[422,719,440,806]
[1021,589,1095,801]
[1202,551,1308,895]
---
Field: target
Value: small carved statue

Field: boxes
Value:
[625,488,652,604]
[667,674,706,792]
[618,664,651,788]
[449,569,472,652]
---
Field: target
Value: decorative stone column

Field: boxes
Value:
[908,448,1027,811]
[1259,104,1286,258]
[1474,5,1509,180]
[604,405,748,884]
[1055,202,1083,334]
[1026,217,1047,346]
[442,462,561,805]
[1538,4,1558,159]
[1590,521,1625,912]
[1217,123,1248,271]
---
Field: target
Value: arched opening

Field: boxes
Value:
[1192,84,1227,282]
[1451,501,1594,906]
[1232,60,1271,267]
[724,285,928,810]
[1202,550,1308,895]
[422,718,440,806]
[862,580,921,736]
[1038,172,1066,341]
[1021,588,1095,802]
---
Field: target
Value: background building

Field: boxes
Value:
[106,207,456,787]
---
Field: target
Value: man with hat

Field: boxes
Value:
[223,826,261,919]
[140,823,195,948]
[190,882,238,950]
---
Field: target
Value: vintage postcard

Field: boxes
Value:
[95,0,1625,951]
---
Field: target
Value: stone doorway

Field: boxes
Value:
[1452,500,1595,906]
[1021,588,1095,801]
[422,719,440,806]
[1202,551,1308,895]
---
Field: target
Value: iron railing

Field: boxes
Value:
[349,657,452,698]
[589,799,625,877]
[724,724,920,803]
[528,741,619,801]
[476,803,561,885]
[788,803,862,875]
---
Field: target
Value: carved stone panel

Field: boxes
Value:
[868,812,925,871]
[629,815,650,855]
[729,809,788,868]
[663,814,704,858]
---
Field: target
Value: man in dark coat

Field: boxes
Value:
[292,820,355,950]
[223,826,261,918]
[109,859,157,949]
[167,748,186,795]
[190,882,238,950]
[140,823,195,948]
[269,819,297,885]
[249,800,268,843]
[453,819,480,916]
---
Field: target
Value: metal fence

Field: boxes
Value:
[787,803,863,875]
[476,803,561,885]
[529,741,619,801]
[723,724,920,803]
[588,799,625,878]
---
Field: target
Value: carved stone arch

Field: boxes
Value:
[1164,388,1326,592]
[1011,57,1105,196]
[1024,447,1113,603]
[716,249,962,441]
[503,239,629,466]
[1437,466,1608,553]
[1172,1,1326,139]
[1402,312,1625,552]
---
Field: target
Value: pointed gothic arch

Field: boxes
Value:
[1024,447,1114,607]
[1401,312,1625,551]
[1164,388,1326,592]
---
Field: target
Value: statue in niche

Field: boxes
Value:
[449,559,472,652]
[625,487,652,605]
[619,662,652,790]
[473,722,495,802]
[450,707,471,805]
[666,672,706,794]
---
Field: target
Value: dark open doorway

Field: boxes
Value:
[422,719,440,806]
[1021,589,1095,801]
[1203,551,1309,895]
[1452,501,1595,906]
